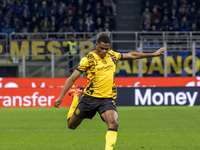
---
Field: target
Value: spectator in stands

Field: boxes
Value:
[58,1,66,10]
[161,15,171,31]
[31,3,39,16]
[1,23,13,36]
[57,8,65,26]
[94,8,104,23]
[97,27,103,33]
[49,25,57,39]
[66,10,74,26]
[151,7,162,23]
[66,3,76,16]
[20,27,28,39]
[143,14,151,30]
[85,15,94,32]
[68,17,74,31]
[85,3,93,17]
[188,6,197,25]
[5,8,14,28]
[190,23,197,31]
[13,16,20,26]
[171,21,180,31]
[50,1,58,16]
[162,8,170,19]
[171,0,179,12]
[103,22,111,32]
[13,23,21,39]
[161,1,169,13]
[30,27,40,39]
[170,8,178,24]
[191,1,198,10]
[40,16,51,32]
[142,22,151,32]
[22,0,30,13]
[142,8,151,22]
[86,32,94,39]
[75,17,85,32]
[49,8,57,19]
[177,5,187,22]
[14,0,23,17]
[50,16,58,32]
[2,16,9,30]
[57,28,65,39]
[29,16,39,32]
[94,17,104,32]
[141,0,152,14]
[76,0,84,13]
[179,1,188,11]
[59,18,69,32]
[162,23,170,31]
[95,1,104,13]
[13,17,22,33]
[74,9,84,24]
[7,0,15,11]
[21,9,30,29]
[39,1,49,19]
[151,24,157,31]
[105,15,115,31]
[179,16,190,31]
[68,25,75,32]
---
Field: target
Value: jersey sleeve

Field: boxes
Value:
[76,56,89,73]
[111,50,123,62]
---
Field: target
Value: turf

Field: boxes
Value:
[0,106,200,150]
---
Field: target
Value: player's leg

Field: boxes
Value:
[67,88,83,129]
[67,88,82,120]
[101,110,118,150]
[68,93,97,130]
[67,93,79,120]
[67,114,83,129]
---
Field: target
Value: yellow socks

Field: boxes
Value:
[67,94,79,120]
[105,128,118,150]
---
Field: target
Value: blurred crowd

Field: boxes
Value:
[0,0,116,38]
[141,0,200,32]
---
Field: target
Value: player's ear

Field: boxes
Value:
[96,43,99,48]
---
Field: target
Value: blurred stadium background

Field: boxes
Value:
[0,0,200,149]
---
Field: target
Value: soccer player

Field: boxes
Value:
[54,34,166,150]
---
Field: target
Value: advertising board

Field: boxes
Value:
[116,87,200,106]
[0,77,200,107]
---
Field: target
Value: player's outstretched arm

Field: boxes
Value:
[54,70,82,107]
[122,47,166,60]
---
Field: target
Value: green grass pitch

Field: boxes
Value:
[0,106,200,150]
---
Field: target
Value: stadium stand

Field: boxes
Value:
[141,0,200,31]
[0,0,116,36]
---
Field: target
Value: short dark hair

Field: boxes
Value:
[97,34,111,44]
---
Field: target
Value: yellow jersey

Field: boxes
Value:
[76,50,122,99]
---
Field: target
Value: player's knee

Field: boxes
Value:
[68,123,77,130]
[113,121,118,129]
[108,120,118,129]
[67,120,77,130]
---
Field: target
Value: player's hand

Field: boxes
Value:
[155,47,166,56]
[54,98,63,108]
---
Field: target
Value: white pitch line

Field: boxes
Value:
[0,129,98,132]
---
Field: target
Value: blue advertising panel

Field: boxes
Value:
[115,51,200,77]
[116,87,200,106]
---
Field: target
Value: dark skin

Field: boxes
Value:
[54,42,166,129]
